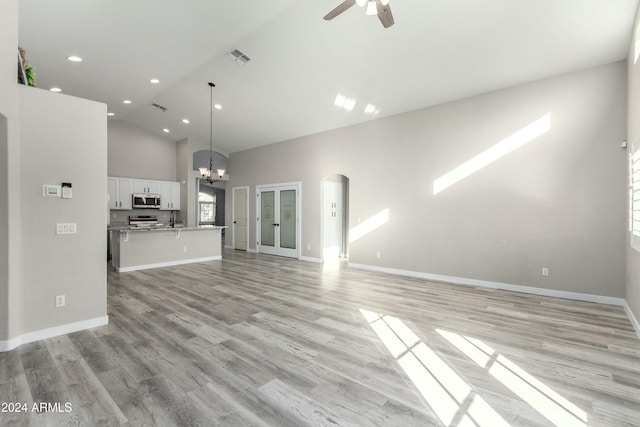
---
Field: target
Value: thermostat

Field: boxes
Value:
[43,184,61,197]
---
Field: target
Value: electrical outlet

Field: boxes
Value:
[183,246,187,253]
[55,295,65,307]
[542,268,549,277]
[376,252,381,259]
[307,244,311,251]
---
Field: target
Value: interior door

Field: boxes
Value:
[233,187,248,250]
[323,181,343,258]
[257,184,299,258]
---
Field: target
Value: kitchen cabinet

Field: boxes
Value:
[132,179,160,194]
[107,177,133,210]
[159,181,181,210]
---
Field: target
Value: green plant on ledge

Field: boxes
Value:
[18,46,36,87]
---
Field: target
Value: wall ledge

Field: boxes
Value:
[348,263,626,306]
[0,316,109,352]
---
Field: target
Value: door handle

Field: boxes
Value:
[233,221,237,224]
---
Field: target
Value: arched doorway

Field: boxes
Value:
[322,174,349,260]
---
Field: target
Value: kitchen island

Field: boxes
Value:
[110,226,226,272]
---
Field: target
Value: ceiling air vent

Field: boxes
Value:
[227,48,251,65]
[150,103,168,113]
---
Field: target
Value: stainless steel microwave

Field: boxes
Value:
[132,193,161,209]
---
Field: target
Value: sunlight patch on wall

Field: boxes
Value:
[349,208,389,243]
[635,18,640,64]
[437,328,587,427]
[433,113,551,195]
[360,309,510,427]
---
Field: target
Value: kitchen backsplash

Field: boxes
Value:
[109,209,173,226]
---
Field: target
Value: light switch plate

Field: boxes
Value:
[56,223,77,234]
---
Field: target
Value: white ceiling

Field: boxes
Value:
[18,0,639,154]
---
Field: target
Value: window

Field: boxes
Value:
[630,143,640,251]
[198,192,216,225]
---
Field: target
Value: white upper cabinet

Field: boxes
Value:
[132,179,160,194]
[159,181,181,210]
[110,177,178,210]
[108,177,133,210]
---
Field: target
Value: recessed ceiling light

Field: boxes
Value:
[122,100,132,104]
[107,112,115,116]
[162,128,170,133]
[214,104,222,110]
[150,78,160,84]
[182,119,190,124]
[49,87,62,93]
[67,55,82,62]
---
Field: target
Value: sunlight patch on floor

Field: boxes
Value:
[437,328,587,427]
[360,309,509,427]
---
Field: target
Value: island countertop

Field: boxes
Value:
[108,225,227,232]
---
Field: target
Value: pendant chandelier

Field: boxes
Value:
[199,82,225,183]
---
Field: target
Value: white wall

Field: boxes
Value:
[18,86,107,336]
[108,120,176,181]
[229,62,627,299]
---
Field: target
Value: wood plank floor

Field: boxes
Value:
[1,249,640,426]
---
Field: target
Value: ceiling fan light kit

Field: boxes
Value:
[366,1,377,16]
[324,0,394,28]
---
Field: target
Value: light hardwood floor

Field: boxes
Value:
[1,249,640,426]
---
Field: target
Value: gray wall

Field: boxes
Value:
[19,86,107,334]
[0,0,21,341]
[627,11,640,325]
[229,62,627,298]
[108,120,176,181]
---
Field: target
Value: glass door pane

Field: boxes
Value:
[279,189,296,249]
[261,191,275,246]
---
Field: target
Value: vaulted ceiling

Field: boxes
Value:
[18,0,639,154]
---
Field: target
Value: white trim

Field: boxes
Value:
[247,248,258,253]
[624,301,640,339]
[116,256,221,273]
[299,256,323,263]
[348,263,626,306]
[0,316,109,352]
[232,185,250,251]
[224,244,233,250]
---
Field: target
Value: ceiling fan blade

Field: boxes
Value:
[324,0,357,20]
[376,0,394,28]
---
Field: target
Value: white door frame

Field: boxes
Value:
[256,181,301,258]
[231,186,249,250]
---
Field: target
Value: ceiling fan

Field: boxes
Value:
[324,0,394,28]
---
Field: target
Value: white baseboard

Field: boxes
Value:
[624,301,640,339]
[247,248,258,253]
[348,263,626,307]
[224,245,233,250]
[0,316,109,352]
[116,256,222,272]
[299,256,323,263]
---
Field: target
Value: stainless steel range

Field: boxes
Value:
[129,215,159,228]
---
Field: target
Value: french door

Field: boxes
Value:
[257,183,300,258]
